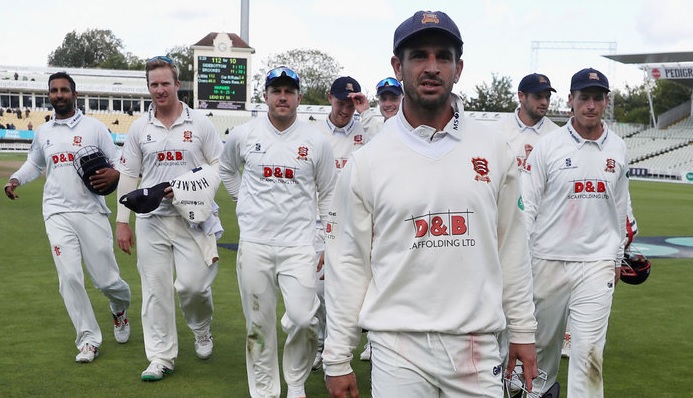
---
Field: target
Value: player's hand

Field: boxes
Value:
[89,168,120,192]
[326,373,360,398]
[4,178,19,200]
[317,252,325,280]
[347,92,370,114]
[506,343,537,391]
[163,186,174,198]
[615,265,621,285]
[116,222,135,255]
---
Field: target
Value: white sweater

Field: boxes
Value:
[322,96,537,376]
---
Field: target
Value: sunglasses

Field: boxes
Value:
[266,66,300,83]
[376,77,401,89]
[147,55,175,64]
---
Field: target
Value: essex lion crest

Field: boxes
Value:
[297,146,309,161]
[472,157,491,183]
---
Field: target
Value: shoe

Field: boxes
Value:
[311,349,323,371]
[141,361,174,382]
[75,343,99,363]
[561,332,571,358]
[359,342,371,361]
[194,333,213,360]
[113,310,130,344]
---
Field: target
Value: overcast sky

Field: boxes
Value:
[3,0,693,104]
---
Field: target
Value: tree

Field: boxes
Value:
[463,73,517,112]
[612,80,692,125]
[251,49,343,105]
[48,29,124,68]
[165,45,194,82]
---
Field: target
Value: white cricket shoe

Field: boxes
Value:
[75,343,99,363]
[113,310,130,344]
[311,349,323,371]
[561,332,571,358]
[360,342,371,361]
[141,361,173,382]
[194,333,213,359]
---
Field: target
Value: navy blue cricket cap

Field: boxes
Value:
[570,68,610,92]
[393,10,463,54]
[119,182,171,213]
[518,73,556,94]
[330,76,361,100]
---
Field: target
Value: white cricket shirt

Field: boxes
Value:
[219,114,336,246]
[317,116,372,172]
[522,120,629,264]
[496,108,559,173]
[118,102,223,218]
[11,110,120,219]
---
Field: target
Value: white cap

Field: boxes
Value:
[170,164,221,224]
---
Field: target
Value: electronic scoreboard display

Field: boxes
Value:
[197,56,247,110]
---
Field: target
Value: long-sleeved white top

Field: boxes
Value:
[219,114,336,246]
[11,110,120,220]
[522,119,629,265]
[322,95,537,376]
[117,102,223,219]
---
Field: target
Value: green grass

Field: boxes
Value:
[1,153,691,397]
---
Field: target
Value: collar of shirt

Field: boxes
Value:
[325,116,356,136]
[513,108,545,134]
[566,117,609,149]
[398,94,464,143]
[147,101,191,127]
[52,108,84,129]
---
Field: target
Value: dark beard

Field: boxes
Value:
[51,100,75,118]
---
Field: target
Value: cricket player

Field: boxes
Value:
[115,56,223,381]
[323,10,538,397]
[497,73,559,174]
[4,72,131,363]
[357,76,404,135]
[522,67,629,397]
[219,66,336,398]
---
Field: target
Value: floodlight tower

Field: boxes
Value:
[531,41,618,121]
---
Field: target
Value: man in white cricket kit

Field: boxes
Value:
[312,75,376,371]
[219,66,336,398]
[115,56,223,382]
[4,72,131,363]
[522,67,629,397]
[356,76,404,135]
[498,73,559,174]
[323,10,538,397]
[496,73,559,376]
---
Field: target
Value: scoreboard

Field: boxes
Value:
[197,56,247,110]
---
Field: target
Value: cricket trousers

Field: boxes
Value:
[237,240,320,398]
[532,259,615,398]
[135,215,218,369]
[45,212,131,349]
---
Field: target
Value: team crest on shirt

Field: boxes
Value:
[353,134,363,145]
[472,157,491,183]
[605,158,616,173]
[72,136,82,146]
[182,131,193,143]
[297,146,309,161]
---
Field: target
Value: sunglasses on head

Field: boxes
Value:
[266,66,300,83]
[146,55,174,64]
[376,77,401,89]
